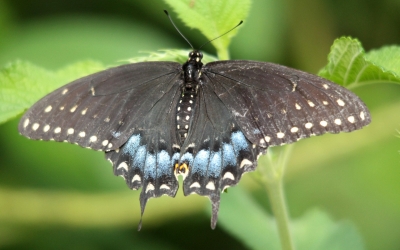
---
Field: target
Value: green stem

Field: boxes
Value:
[258,145,295,250]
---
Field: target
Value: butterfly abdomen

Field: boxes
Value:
[176,87,197,144]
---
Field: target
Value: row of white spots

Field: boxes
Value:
[187,172,235,190]
[24,118,114,148]
[143,183,170,193]
[43,102,91,117]
[294,98,345,111]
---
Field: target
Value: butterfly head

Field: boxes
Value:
[188,50,203,63]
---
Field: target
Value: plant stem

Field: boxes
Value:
[258,145,295,250]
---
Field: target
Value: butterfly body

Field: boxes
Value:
[19,50,371,229]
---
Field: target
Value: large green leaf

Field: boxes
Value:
[318,37,400,89]
[0,61,104,125]
[163,0,250,59]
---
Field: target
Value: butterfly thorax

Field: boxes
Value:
[176,51,203,144]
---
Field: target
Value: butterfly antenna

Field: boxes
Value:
[164,10,194,49]
[198,20,243,50]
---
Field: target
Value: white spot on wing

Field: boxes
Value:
[60,106,64,110]
[360,111,365,120]
[291,127,299,133]
[145,183,155,193]
[32,123,39,131]
[264,136,271,142]
[190,182,201,188]
[160,184,171,190]
[70,105,78,113]
[132,174,141,183]
[79,131,86,137]
[337,99,345,106]
[240,159,252,168]
[90,135,97,142]
[305,122,313,129]
[117,162,128,171]
[348,116,355,123]
[307,100,315,107]
[277,132,285,138]
[67,128,74,135]
[81,108,88,115]
[43,125,50,132]
[320,121,328,127]
[295,103,301,110]
[54,127,61,133]
[323,84,329,89]
[223,172,235,180]
[23,119,30,128]
[206,181,215,190]
[44,105,52,113]
[185,115,190,120]
[334,119,342,125]
[104,117,110,122]
[102,140,108,146]
[323,101,328,105]
[107,143,113,148]
[62,88,68,95]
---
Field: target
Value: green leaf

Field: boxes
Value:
[318,37,400,89]
[0,60,104,125]
[365,45,400,75]
[216,186,281,250]
[217,187,364,250]
[292,209,365,250]
[163,0,250,60]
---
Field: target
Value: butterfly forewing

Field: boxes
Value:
[204,60,371,147]
[19,62,181,151]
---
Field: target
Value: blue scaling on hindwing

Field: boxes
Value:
[156,150,171,176]
[144,152,156,178]
[222,143,237,168]
[105,131,180,231]
[133,145,147,170]
[192,149,211,176]
[208,150,222,177]
[122,134,141,155]
[209,151,222,177]
[231,131,249,152]
[180,152,194,166]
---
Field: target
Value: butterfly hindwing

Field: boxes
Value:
[102,71,183,228]
[179,80,262,228]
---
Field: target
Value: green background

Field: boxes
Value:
[0,0,399,249]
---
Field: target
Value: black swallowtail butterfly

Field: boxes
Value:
[18,13,371,230]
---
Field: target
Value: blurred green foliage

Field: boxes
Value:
[0,0,399,250]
